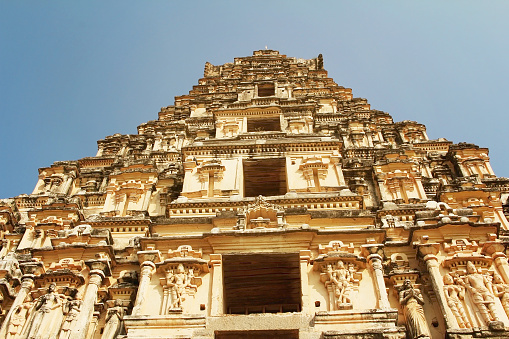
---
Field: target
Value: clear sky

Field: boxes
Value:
[1,1,508,198]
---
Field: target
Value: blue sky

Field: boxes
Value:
[1,1,508,198]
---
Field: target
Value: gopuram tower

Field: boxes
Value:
[1,50,509,338]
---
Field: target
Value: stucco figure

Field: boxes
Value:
[327,262,353,308]
[458,261,499,324]
[59,299,82,339]
[398,279,430,339]
[443,273,470,328]
[26,283,65,339]
[492,273,509,318]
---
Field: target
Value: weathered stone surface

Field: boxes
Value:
[1,49,509,338]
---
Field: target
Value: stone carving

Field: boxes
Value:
[492,273,509,318]
[237,196,285,230]
[158,245,206,314]
[398,279,431,339]
[6,301,32,339]
[443,273,471,328]
[327,262,352,308]
[164,264,198,311]
[320,261,361,310]
[59,299,82,339]
[457,261,499,324]
[101,299,127,339]
[26,283,65,339]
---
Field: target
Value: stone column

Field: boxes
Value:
[86,310,101,339]
[416,240,457,330]
[71,261,108,339]
[0,274,34,336]
[209,254,223,316]
[299,250,311,314]
[482,235,509,283]
[141,186,154,211]
[132,251,159,316]
[369,254,390,309]
[361,244,390,309]
[493,254,509,283]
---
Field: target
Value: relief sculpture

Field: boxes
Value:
[26,283,65,339]
[398,279,431,339]
[457,261,499,324]
[443,273,471,328]
[492,273,509,318]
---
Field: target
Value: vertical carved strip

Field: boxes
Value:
[0,275,34,337]
[299,250,311,313]
[367,254,390,309]
[132,261,156,316]
[72,270,105,339]
[210,254,223,316]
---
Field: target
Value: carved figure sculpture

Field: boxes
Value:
[492,273,509,317]
[167,264,196,310]
[443,273,470,328]
[101,299,126,339]
[398,279,431,339]
[26,283,64,339]
[7,302,31,339]
[458,261,499,324]
[59,299,81,339]
[326,261,353,309]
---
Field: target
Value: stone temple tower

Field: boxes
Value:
[1,50,509,338]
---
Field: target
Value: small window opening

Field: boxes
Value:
[247,116,281,132]
[243,158,286,197]
[258,83,275,97]
[222,253,301,315]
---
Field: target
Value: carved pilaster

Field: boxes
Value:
[415,237,457,330]
[132,250,160,316]
[300,250,311,313]
[0,274,34,337]
[361,243,390,309]
[482,233,509,283]
[70,260,109,339]
[210,254,223,316]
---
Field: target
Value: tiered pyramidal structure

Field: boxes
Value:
[1,50,509,339]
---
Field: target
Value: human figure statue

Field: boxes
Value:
[26,283,64,339]
[458,261,499,324]
[443,273,470,328]
[166,264,197,311]
[492,273,509,317]
[101,299,126,339]
[398,279,431,339]
[6,302,31,339]
[58,299,81,339]
[326,261,353,309]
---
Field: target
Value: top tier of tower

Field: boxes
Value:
[155,49,354,123]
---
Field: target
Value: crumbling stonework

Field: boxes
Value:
[1,49,509,338]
